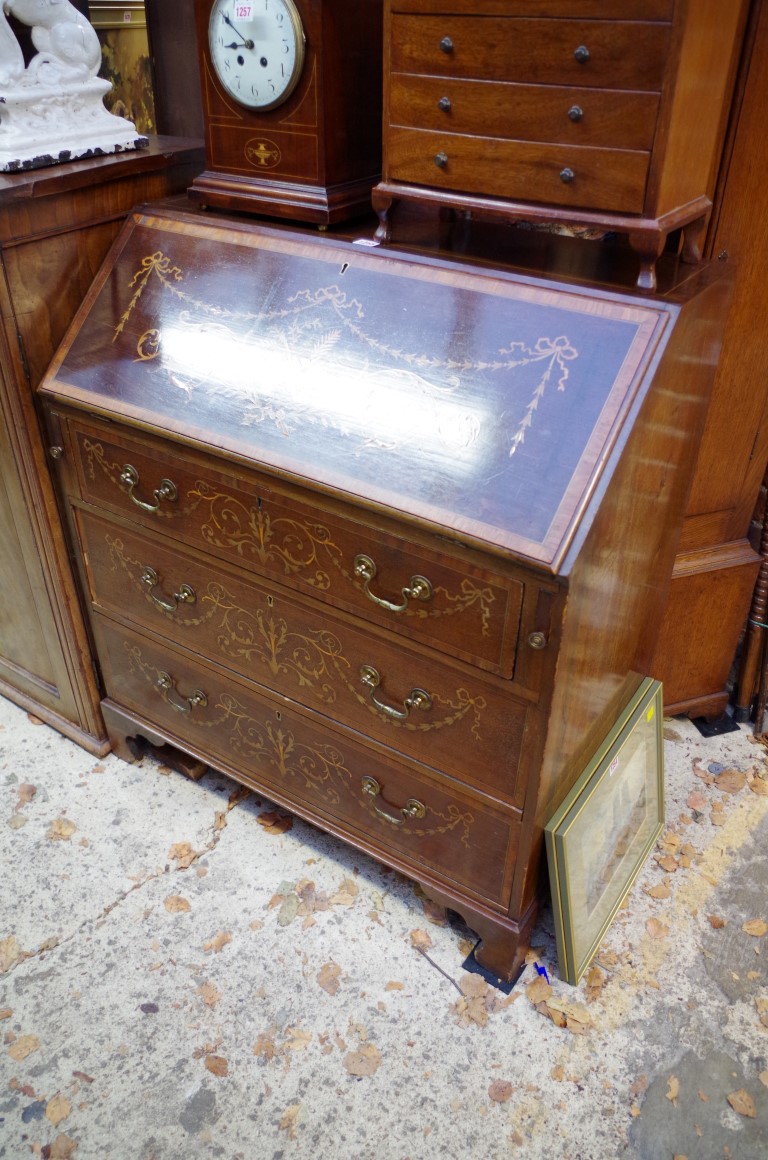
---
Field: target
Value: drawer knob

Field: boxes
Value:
[439,36,454,53]
[559,167,575,184]
[437,96,452,112]
[359,665,433,720]
[353,553,434,613]
[141,566,196,614]
[567,104,583,122]
[156,671,208,714]
[527,631,548,650]
[361,775,427,826]
[49,445,63,459]
[434,151,449,169]
[120,463,178,514]
[574,44,590,63]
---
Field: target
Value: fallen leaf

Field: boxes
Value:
[72,1071,94,1084]
[708,915,726,929]
[698,1090,709,1102]
[727,1088,756,1117]
[488,1080,514,1103]
[0,1007,11,1020]
[45,1094,71,1127]
[168,841,197,869]
[646,882,672,900]
[410,929,433,953]
[585,966,606,1001]
[759,1071,768,1089]
[164,895,191,913]
[646,918,669,940]
[46,1134,78,1159]
[204,1054,229,1077]
[686,790,708,811]
[710,807,727,827]
[460,974,489,999]
[254,1032,277,1060]
[284,1027,312,1053]
[714,769,746,794]
[317,962,342,996]
[344,1043,381,1076]
[280,1104,301,1139]
[203,931,232,954]
[666,1076,680,1106]
[385,981,404,992]
[747,770,768,796]
[742,919,768,937]
[525,976,553,1007]
[330,879,359,907]
[197,982,221,1008]
[257,810,293,835]
[277,894,300,927]
[8,1034,40,1061]
[655,855,680,873]
[0,935,26,973]
[8,814,27,830]
[673,1155,689,1160]
[47,818,76,841]
[16,784,36,808]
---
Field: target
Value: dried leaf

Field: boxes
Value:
[8,814,27,830]
[72,1071,94,1084]
[686,791,708,811]
[646,918,669,940]
[168,841,197,869]
[279,1104,301,1140]
[759,1071,768,1089]
[330,879,359,907]
[164,895,191,913]
[284,1027,312,1053]
[488,1080,514,1103]
[385,981,404,992]
[410,929,433,953]
[646,882,672,900]
[708,915,726,929]
[526,976,553,1006]
[585,966,606,1001]
[655,855,680,873]
[277,894,300,927]
[204,1054,229,1077]
[666,1076,680,1105]
[197,982,221,1008]
[714,769,746,794]
[254,1032,276,1060]
[747,770,768,795]
[317,962,342,996]
[45,1095,71,1127]
[47,818,76,841]
[47,1134,78,1159]
[0,1008,11,1020]
[742,919,768,937]
[8,1034,40,1061]
[727,1088,756,1117]
[0,935,25,973]
[460,974,489,999]
[344,1043,381,1076]
[16,784,36,808]
[257,810,293,835]
[203,931,232,954]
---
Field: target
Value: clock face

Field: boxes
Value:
[208,0,306,111]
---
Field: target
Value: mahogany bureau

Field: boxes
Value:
[39,205,729,981]
[373,0,747,290]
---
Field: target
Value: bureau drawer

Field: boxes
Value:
[386,128,649,213]
[67,418,523,677]
[77,510,530,805]
[390,16,671,92]
[389,75,660,151]
[94,616,519,908]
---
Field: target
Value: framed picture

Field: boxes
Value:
[545,677,664,984]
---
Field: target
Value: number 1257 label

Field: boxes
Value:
[235,5,252,17]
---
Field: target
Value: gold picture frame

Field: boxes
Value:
[545,678,664,984]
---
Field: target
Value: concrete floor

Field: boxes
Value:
[0,691,767,1160]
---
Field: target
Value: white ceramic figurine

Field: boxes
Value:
[4,0,101,82]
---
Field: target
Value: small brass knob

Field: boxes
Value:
[560,167,575,184]
[438,96,452,112]
[434,151,449,169]
[574,44,590,63]
[567,105,583,122]
[440,36,454,53]
[527,632,548,650]
[49,445,63,459]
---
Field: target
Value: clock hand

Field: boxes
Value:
[222,14,255,50]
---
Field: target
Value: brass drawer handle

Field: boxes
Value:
[439,36,454,54]
[438,96,452,112]
[560,167,575,184]
[359,665,433,720]
[120,464,178,513]
[574,44,590,63]
[141,566,196,613]
[156,671,208,714]
[361,775,426,826]
[567,104,583,122]
[434,151,449,169]
[353,553,433,613]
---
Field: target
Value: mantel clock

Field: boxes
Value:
[190,0,383,224]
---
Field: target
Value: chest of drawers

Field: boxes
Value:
[373,0,747,290]
[39,205,729,982]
